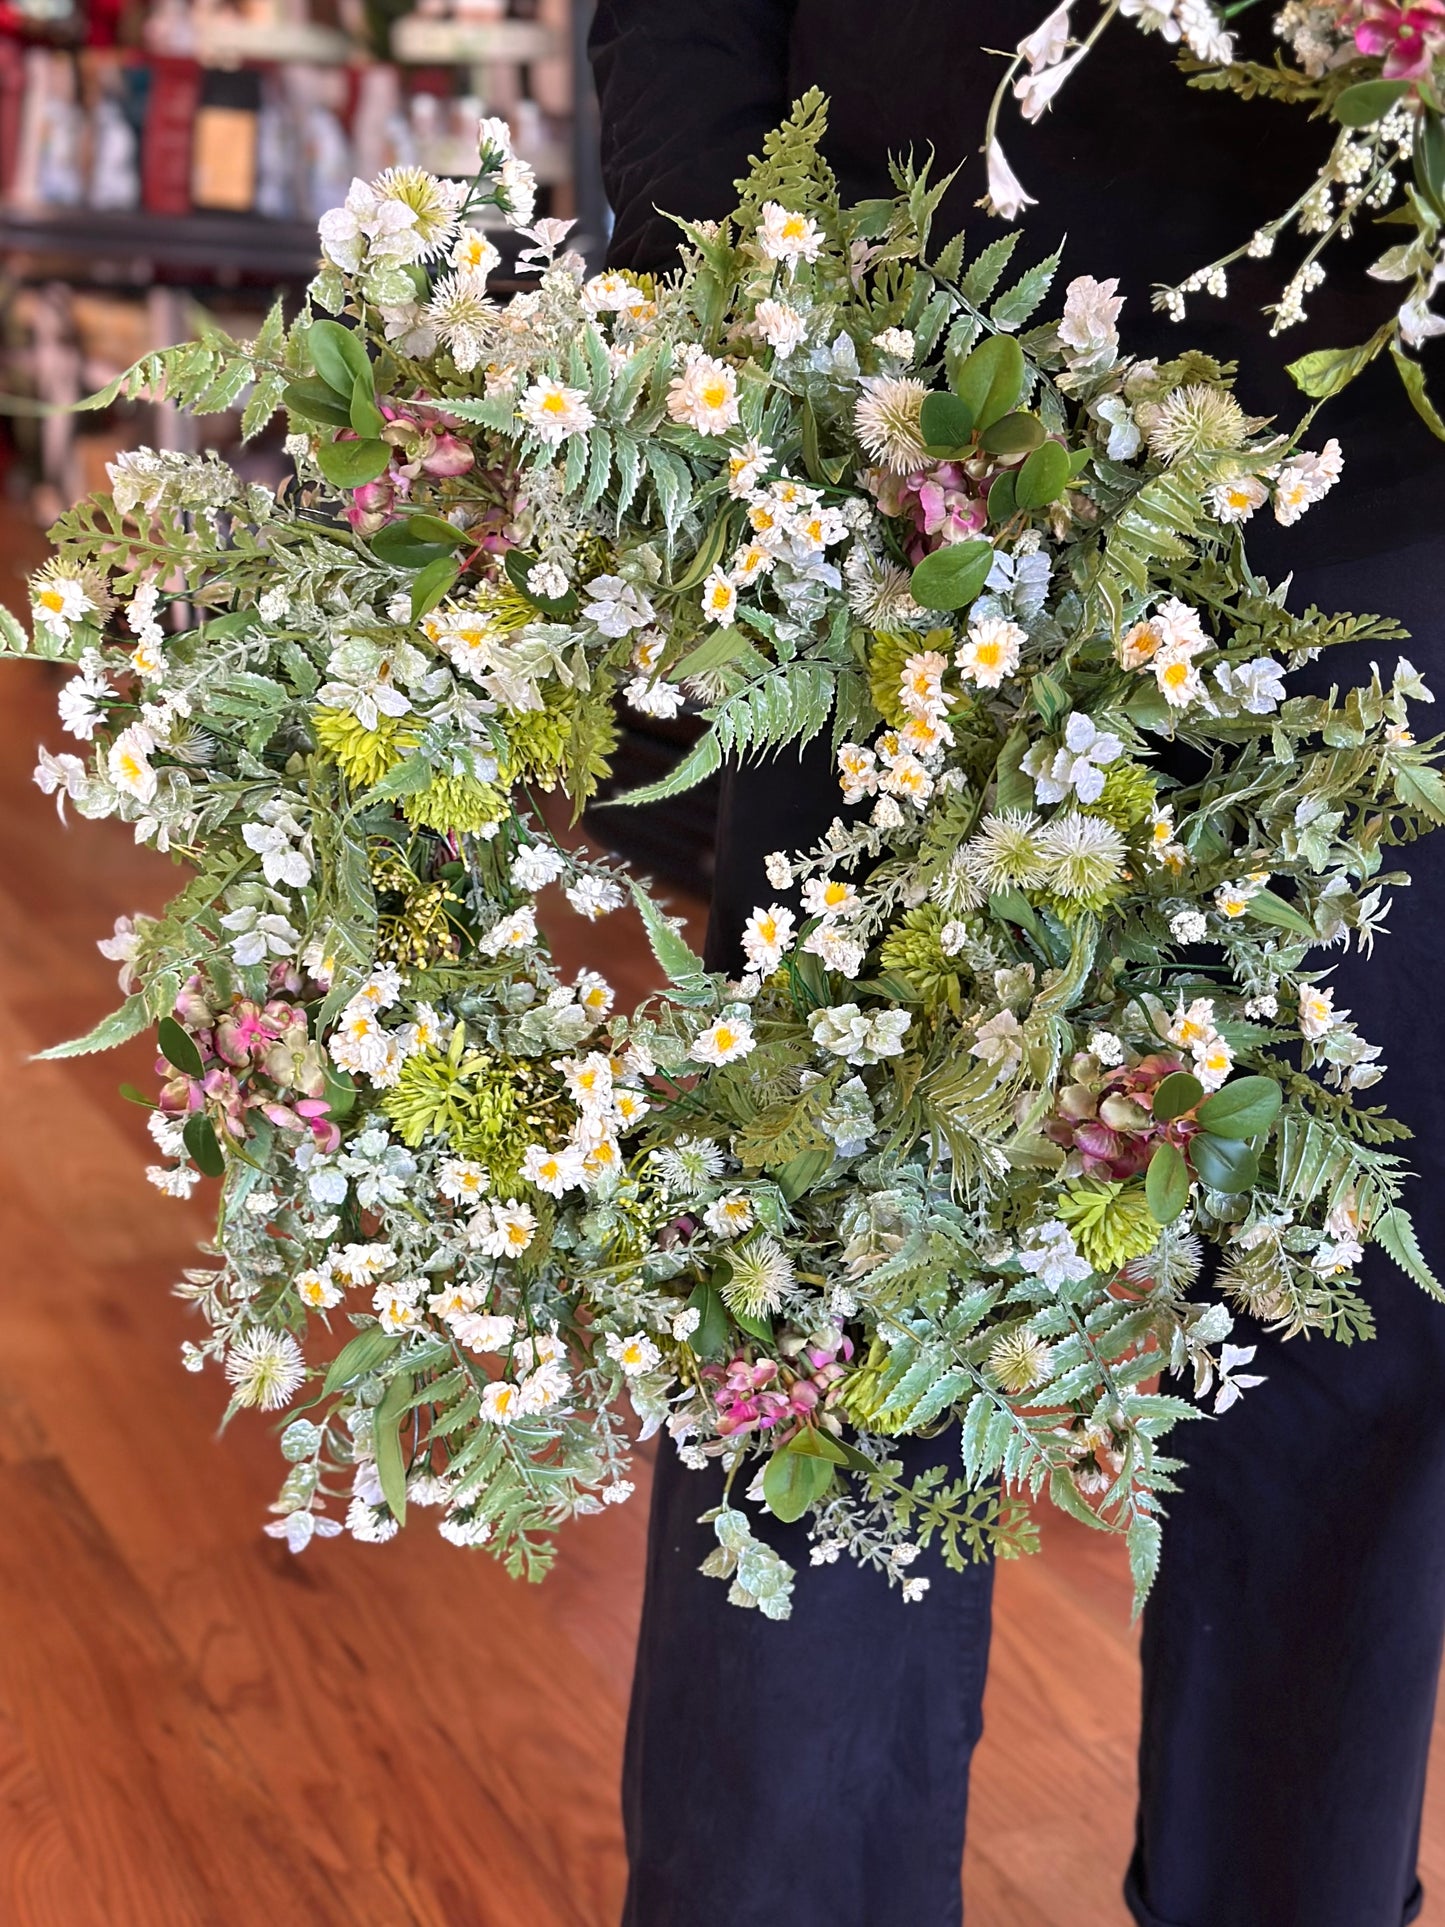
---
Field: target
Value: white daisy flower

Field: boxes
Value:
[956,616,1026,688]
[451,1312,519,1356]
[518,378,596,447]
[704,1192,756,1239]
[107,724,158,803]
[667,351,741,435]
[605,1331,661,1376]
[753,298,808,358]
[439,1157,489,1205]
[801,877,861,920]
[1208,475,1269,524]
[295,1267,343,1310]
[372,1279,425,1334]
[575,970,615,1019]
[479,1380,522,1424]
[1298,985,1336,1038]
[565,877,625,920]
[691,1013,756,1066]
[727,439,774,498]
[475,1200,537,1259]
[802,924,867,978]
[31,572,94,636]
[756,201,824,267]
[741,903,796,973]
[510,842,568,892]
[701,570,739,626]
[521,1143,587,1197]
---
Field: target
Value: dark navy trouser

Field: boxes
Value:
[622,537,1445,1926]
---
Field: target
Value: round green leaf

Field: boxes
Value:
[321,1065,357,1119]
[1333,78,1410,128]
[1145,1141,1191,1225]
[157,1015,204,1080]
[951,334,1026,432]
[762,1441,835,1524]
[919,390,976,452]
[987,471,1017,523]
[979,410,1046,457]
[1189,1132,1259,1194]
[1014,439,1072,511]
[1152,1069,1204,1122]
[405,512,466,547]
[349,385,388,440]
[307,317,374,397]
[182,1111,226,1179]
[369,521,456,570]
[281,379,354,429]
[909,537,994,611]
[1414,111,1445,218]
[1194,1075,1282,1140]
[684,1279,729,1360]
[410,556,461,622]
[315,436,391,490]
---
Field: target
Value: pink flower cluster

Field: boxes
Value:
[345,400,474,534]
[159,970,339,1153]
[1046,1052,1195,1181]
[704,1326,854,1440]
[1352,0,1445,77]
[866,462,988,563]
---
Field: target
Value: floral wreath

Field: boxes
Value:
[10,96,1443,1616]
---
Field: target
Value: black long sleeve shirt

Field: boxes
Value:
[589,0,1443,568]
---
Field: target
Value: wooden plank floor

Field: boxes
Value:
[1,529,1443,1924]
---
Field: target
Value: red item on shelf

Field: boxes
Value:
[141,54,200,216]
[0,35,23,199]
